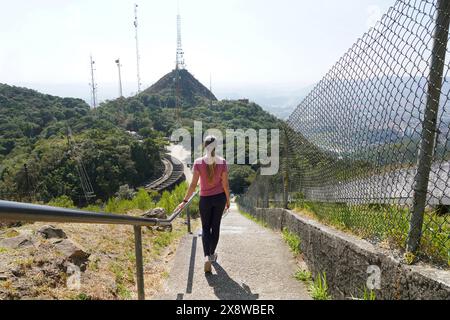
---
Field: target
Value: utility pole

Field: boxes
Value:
[115,58,123,97]
[134,4,142,93]
[89,55,98,109]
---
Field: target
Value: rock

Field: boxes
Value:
[0,221,23,229]
[52,239,90,269]
[142,207,167,219]
[37,225,67,239]
[0,233,33,249]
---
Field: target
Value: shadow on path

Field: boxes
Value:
[206,263,259,300]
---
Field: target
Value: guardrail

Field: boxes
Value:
[0,191,199,300]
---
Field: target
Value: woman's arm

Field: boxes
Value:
[176,171,200,211]
[221,171,231,209]
[184,171,200,201]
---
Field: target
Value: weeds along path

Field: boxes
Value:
[154,202,311,300]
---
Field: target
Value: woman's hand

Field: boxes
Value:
[176,201,187,212]
[226,198,230,210]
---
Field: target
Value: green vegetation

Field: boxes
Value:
[238,209,268,228]
[292,199,449,267]
[363,288,377,301]
[0,84,89,158]
[351,287,377,300]
[309,272,331,300]
[72,293,92,300]
[228,165,256,195]
[1,68,280,205]
[109,262,133,299]
[294,269,312,282]
[75,183,198,217]
[282,228,302,256]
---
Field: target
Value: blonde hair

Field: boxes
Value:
[206,149,216,184]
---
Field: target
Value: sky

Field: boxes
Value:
[0,0,395,105]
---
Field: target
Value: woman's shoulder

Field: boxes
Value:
[194,157,205,165]
[215,156,227,165]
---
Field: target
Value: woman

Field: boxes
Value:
[177,135,231,273]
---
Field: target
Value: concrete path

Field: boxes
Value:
[154,203,311,300]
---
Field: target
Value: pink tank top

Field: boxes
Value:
[193,156,228,197]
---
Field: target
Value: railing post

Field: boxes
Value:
[407,0,450,255]
[282,125,290,209]
[186,206,192,234]
[133,225,145,300]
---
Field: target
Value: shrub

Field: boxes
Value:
[48,195,76,209]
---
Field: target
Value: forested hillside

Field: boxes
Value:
[0,69,282,204]
[0,84,165,205]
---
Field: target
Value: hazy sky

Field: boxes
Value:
[0,0,395,103]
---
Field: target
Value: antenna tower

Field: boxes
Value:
[176,3,185,70]
[115,58,123,97]
[134,4,142,93]
[174,1,185,126]
[89,55,98,109]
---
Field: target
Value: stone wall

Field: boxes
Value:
[239,204,450,300]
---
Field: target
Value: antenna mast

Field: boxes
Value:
[174,1,185,126]
[115,58,123,97]
[210,73,213,107]
[176,2,185,70]
[134,4,142,93]
[89,55,98,109]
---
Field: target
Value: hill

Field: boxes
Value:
[143,69,217,104]
[0,84,165,205]
[0,84,90,157]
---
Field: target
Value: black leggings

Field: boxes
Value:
[199,192,227,257]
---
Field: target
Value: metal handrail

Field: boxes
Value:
[0,191,198,227]
[0,190,199,300]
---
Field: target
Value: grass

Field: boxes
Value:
[238,209,268,228]
[4,229,19,238]
[351,287,377,300]
[0,183,200,300]
[72,293,92,300]
[109,262,133,299]
[294,269,312,282]
[309,272,332,300]
[282,228,302,256]
[363,288,377,301]
[151,227,184,256]
[292,200,449,267]
[47,182,198,218]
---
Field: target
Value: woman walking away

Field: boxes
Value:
[177,135,231,273]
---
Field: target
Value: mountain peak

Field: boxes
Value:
[143,69,217,103]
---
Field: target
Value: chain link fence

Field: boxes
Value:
[238,0,450,268]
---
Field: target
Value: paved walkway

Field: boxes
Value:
[154,203,311,300]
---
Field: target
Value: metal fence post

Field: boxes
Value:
[282,125,290,209]
[407,0,450,254]
[186,206,192,234]
[133,225,145,300]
